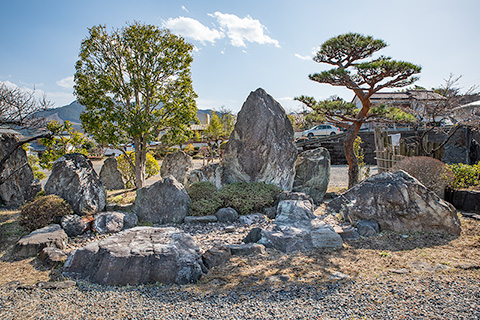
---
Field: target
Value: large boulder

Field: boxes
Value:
[133,176,190,224]
[160,150,193,185]
[293,147,330,204]
[258,200,343,252]
[221,88,297,190]
[44,153,106,215]
[326,170,461,235]
[62,227,205,285]
[0,134,41,206]
[13,224,68,259]
[99,157,124,190]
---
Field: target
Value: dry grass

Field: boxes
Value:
[106,189,136,204]
[1,207,479,290]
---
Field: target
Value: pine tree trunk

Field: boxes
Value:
[344,124,360,189]
[134,137,146,189]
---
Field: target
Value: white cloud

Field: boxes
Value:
[56,76,74,89]
[209,12,280,48]
[2,80,74,107]
[181,5,189,13]
[163,16,223,44]
[277,97,294,101]
[294,53,311,61]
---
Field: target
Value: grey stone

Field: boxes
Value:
[63,227,204,285]
[357,220,379,237]
[238,213,267,225]
[293,147,330,204]
[39,247,68,267]
[184,215,218,224]
[35,280,76,290]
[0,134,41,206]
[334,226,360,241]
[45,153,106,215]
[215,207,239,223]
[123,212,138,229]
[329,271,350,280]
[226,243,266,256]
[267,274,291,282]
[243,227,263,243]
[186,163,223,190]
[275,191,314,206]
[202,246,231,269]
[93,212,125,234]
[326,170,462,235]
[275,200,316,227]
[224,225,235,233]
[99,157,124,190]
[14,224,68,258]
[133,177,190,224]
[160,150,193,185]
[221,88,298,190]
[61,215,90,237]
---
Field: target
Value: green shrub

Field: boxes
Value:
[20,195,73,232]
[217,182,282,215]
[447,162,480,189]
[188,181,217,201]
[117,151,160,188]
[187,181,222,216]
[391,156,454,198]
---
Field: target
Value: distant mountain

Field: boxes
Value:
[34,101,85,127]
[34,101,214,127]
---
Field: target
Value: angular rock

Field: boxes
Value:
[44,153,106,215]
[221,88,297,190]
[0,134,41,206]
[14,224,68,259]
[202,246,232,269]
[293,147,330,204]
[215,207,239,223]
[334,226,360,241]
[238,213,267,225]
[93,212,125,234]
[160,150,193,185]
[61,215,90,237]
[133,177,190,224]
[275,200,316,227]
[186,163,223,189]
[326,170,462,235]
[226,243,266,256]
[243,227,263,244]
[63,227,205,285]
[184,215,218,224]
[123,212,138,229]
[357,220,379,237]
[99,157,124,190]
[39,247,68,267]
[275,191,314,206]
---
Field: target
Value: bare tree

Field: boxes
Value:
[0,83,52,186]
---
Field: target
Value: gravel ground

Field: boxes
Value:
[1,273,479,320]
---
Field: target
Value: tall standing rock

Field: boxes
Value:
[222,88,297,190]
[99,157,124,190]
[45,153,106,215]
[0,134,41,206]
[160,150,193,185]
[293,147,330,204]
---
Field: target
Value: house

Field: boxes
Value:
[453,100,480,122]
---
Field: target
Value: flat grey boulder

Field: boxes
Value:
[326,170,461,235]
[93,211,128,234]
[99,157,124,190]
[258,200,342,252]
[0,134,40,206]
[45,153,106,215]
[63,227,205,285]
[184,215,218,224]
[160,150,193,185]
[14,224,68,259]
[39,247,68,267]
[222,88,297,190]
[293,147,330,204]
[133,177,190,224]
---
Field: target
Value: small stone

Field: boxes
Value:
[357,220,379,237]
[202,246,232,269]
[35,280,77,289]
[243,227,263,243]
[226,243,265,256]
[184,215,218,224]
[224,225,235,233]
[93,212,125,234]
[329,271,350,280]
[215,207,239,223]
[334,226,360,241]
[267,274,291,282]
[39,247,67,267]
[61,215,90,237]
[389,268,410,274]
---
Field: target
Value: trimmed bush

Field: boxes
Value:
[20,195,73,232]
[187,181,222,216]
[188,181,218,201]
[391,156,454,198]
[447,162,480,189]
[217,182,282,215]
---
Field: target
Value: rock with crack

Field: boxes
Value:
[63,227,205,285]
[160,150,193,185]
[326,170,461,235]
[293,147,330,204]
[221,88,297,190]
[45,153,106,215]
[14,224,68,259]
[133,177,190,224]
[258,200,343,252]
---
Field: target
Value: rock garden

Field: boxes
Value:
[1,88,480,319]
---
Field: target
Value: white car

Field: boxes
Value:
[302,124,341,138]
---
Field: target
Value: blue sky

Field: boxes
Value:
[1,0,479,113]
